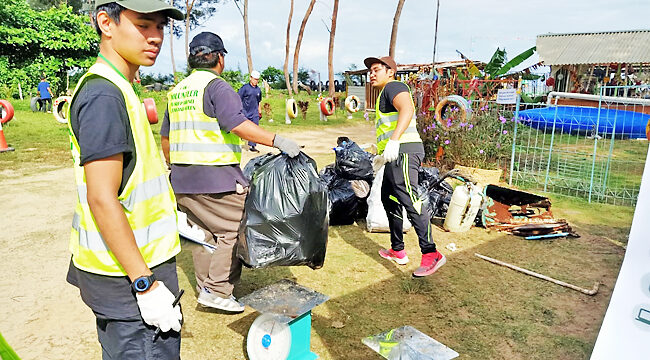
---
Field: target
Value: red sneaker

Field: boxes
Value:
[413,251,446,277]
[378,248,409,265]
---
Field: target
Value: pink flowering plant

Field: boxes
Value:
[418,101,516,169]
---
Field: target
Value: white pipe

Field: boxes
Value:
[546,91,650,106]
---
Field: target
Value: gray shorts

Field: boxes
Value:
[96,316,181,360]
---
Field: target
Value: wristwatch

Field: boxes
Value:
[131,274,157,293]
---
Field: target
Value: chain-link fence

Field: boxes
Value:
[509,85,650,206]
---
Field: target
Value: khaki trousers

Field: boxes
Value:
[177,191,246,298]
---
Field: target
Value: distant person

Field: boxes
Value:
[161,31,299,313]
[65,1,185,358]
[238,70,263,152]
[37,76,53,113]
[364,55,445,277]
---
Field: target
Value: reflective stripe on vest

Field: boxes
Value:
[375,81,422,154]
[67,62,180,276]
[167,70,242,165]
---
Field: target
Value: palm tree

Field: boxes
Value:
[389,0,406,58]
[283,0,294,97]
[292,0,317,94]
[327,0,339,98]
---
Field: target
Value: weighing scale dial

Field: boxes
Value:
[247,313,292,360]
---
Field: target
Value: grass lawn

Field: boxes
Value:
[0,92,634,359]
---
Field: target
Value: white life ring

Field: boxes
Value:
[344,95,360,113]
[53,96,72,124]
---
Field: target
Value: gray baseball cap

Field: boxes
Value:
[95,0,184,21]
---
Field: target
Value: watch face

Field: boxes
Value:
[135,278,149,291]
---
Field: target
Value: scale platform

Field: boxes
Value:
[240,279,329,360]
[362,326,459,360]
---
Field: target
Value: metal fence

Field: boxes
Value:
[508,85,650,206]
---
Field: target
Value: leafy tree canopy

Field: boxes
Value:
[261,66,285,89]
[0,0,98,97]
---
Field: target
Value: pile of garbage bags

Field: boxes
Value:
[238,153,328,269]
[324,138,456,230]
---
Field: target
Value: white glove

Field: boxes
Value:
[135,281,182,333]
[372,155,386,174]
[382,139,400,163]
[273,135,301,157]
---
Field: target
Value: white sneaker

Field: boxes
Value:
[197,288,245,312]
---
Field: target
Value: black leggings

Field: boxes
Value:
[381,152,437,254]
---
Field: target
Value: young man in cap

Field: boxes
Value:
[364,55,446,277]
[238,70,263,152]
[65,1,185,358]
[161,32,299,312]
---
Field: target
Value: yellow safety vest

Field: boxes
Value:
[167,69,242,165]
[375,80,422,154]
[67,63,180,276]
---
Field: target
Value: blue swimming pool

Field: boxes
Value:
[518,106,650,139]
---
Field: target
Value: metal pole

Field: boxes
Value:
[430,0,440,78]
[543,96,560,192]
[602,91,619,200]
[588,85,605,203]
[509,78,522,186]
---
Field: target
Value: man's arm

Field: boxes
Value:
[84,154,155,285]
[47,86,54,98]
[231,120,275,146]
[161,136,170,165]
[391,92,415,141]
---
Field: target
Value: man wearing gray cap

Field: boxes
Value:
[65,1,185,359]
[364,55,445,278]
[161,32,300,313]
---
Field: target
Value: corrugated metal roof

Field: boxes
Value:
[536,30,650,65]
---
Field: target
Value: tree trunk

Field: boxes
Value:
[389,0,405,58]
[292,0,316,94]
[327,0,339,98]
[243,0,253,74]
[184,0,195,60]
[283,0,294,97]
[170,0,177,81]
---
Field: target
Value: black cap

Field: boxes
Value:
[189,32,227,55]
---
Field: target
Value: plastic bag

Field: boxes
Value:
[334,139,374,181]
[243,153,276,180]
[366,166,412,232]
[321,166,368,225]
[237,153,328,269]
[418,166,454,220]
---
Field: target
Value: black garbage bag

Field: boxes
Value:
[237,153,329,269]
[321,166,358,225]
[334,138,374,181]
[418,166,454,220]
[243,153,276,181]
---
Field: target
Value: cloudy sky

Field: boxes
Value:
[144,0,650,79]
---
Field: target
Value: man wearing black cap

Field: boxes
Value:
[161,31,300,312]
[65,1,185,359]
[364,55,446,277]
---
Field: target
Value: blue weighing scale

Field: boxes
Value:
[240,279,329,360]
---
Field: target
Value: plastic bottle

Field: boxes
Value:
[443,183,482,232]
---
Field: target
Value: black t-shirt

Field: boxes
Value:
[379,81,409,114]
[69,76,135,193]
[378,81,425,154]
[66,76,178,319]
